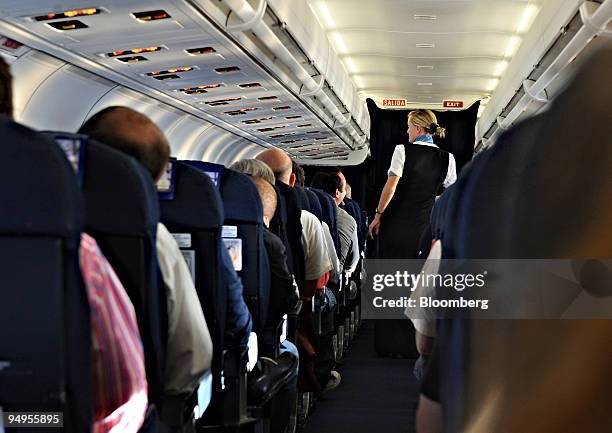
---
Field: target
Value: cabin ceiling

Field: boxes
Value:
[303,0,545,116]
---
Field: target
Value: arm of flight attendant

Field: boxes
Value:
[368,174,400,238]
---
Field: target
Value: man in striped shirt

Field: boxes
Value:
[80,233,148,433]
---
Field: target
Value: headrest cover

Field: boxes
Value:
[183,160,222,189]
[157,158,177,201]
[42,131,87,187]
[0,117,82,237]
[160,161,224,229]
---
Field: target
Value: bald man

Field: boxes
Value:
[78,107,218,402]
[257,149,340,394]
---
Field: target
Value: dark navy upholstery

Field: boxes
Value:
[0,117,91,433]
[304,188,323,222]
[44,131,167,407]
[310,188,341,258]
[270,186,293,275]
[158,161,227,404]
[273,182,306,282]
[184,161,270,333]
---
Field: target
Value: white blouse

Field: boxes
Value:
[387,141,457,188]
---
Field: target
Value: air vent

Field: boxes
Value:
[270,132,295,138]
[416,43,435,48]
[153,74,179,81]
[146,67,193,76]
[183,89,207,95]
[283,138,306,144]
[414,14,437,20]
[108,46,162,57]
[215,66,241,74]
[47,20,87,31]
[417,65,434,70]
[226,108,258,116]
[286,115,302,120]
[306,131,320,134]
[35,8,101,21]
[116,55,147,63]
[258,96,278,101]
[297,123,312,128]
[133,10,171,22]
[238,82,262,89]
[186,47,216,55]
[206,97,242,106]
[273,106,291,111]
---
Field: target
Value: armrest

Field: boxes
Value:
[221,347,249,426]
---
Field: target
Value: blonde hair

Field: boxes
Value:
[408,109,446,139]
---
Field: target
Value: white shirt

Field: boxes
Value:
[156,223,213,395]
[388,141,457,188]
[300,210,333,280]
[321,221,341,281]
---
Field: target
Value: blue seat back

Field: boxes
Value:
[270,186,293,275]
[304,188,323,221]
[184,161,270,333]
[274,182,306,282]
[0,118,91,432]
[158,160,227,404]
[310,188,341,258]
[44,131,167,406]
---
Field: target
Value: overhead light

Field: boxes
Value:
[413,14,437,20]
[115,55,147,63]
[186,47,217,55]
[416,43,435,48]
[494,60,509,76]
[146,67,193,76]
[417,82,433,86]
[504,35,521,58]
[417,96,433,99]
[132,10,171,22]
[107,46,162,57]
[34,8,101,21]
[417,65,434,70]
[516,4,539,34]
[47,20,87,31]
[487,78,500,91]
[344,57,357,74]
[331,32,349,55]
[316,2,336,28]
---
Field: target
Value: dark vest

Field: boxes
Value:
[378,142,450,259]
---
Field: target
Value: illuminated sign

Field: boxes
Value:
[443,100,464,108]
[382,99,407,107]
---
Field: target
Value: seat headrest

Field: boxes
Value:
[44,131,159,237]
[161,161,224,229]
[1,118,82,238]
[305,188,323,221]
[184,160,262,224]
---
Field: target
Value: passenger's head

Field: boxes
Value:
[230,158,276,185]
[345,182,352,200]
[408,109,445,142]
[311,169,346,205]
[0,56,13,118]
[251,176,277,227]
[292,161,305,187]
[256,148,294,186]
[79,106,170,181]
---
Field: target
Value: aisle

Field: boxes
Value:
[303,322,419,433]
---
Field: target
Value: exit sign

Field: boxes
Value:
[383,99,407,107]
[443,100,464,108]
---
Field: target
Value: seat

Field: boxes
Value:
[156,161,232,422]
[0,118,91,432]
[43,131,167,409]
[304,188,323,222]
[184,161,271,334]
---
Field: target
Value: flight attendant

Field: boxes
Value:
[369,109,456,358]
[369,109,456,259]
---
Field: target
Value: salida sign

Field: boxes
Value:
[382,99,407,108]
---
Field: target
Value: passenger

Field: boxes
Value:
[78,107,216,404]
[292,160,306,187]
[311,169,359,275]
[0,57,148,433]
[229,158,276,185]
[256,149,340,393]
[250,175,301,433]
